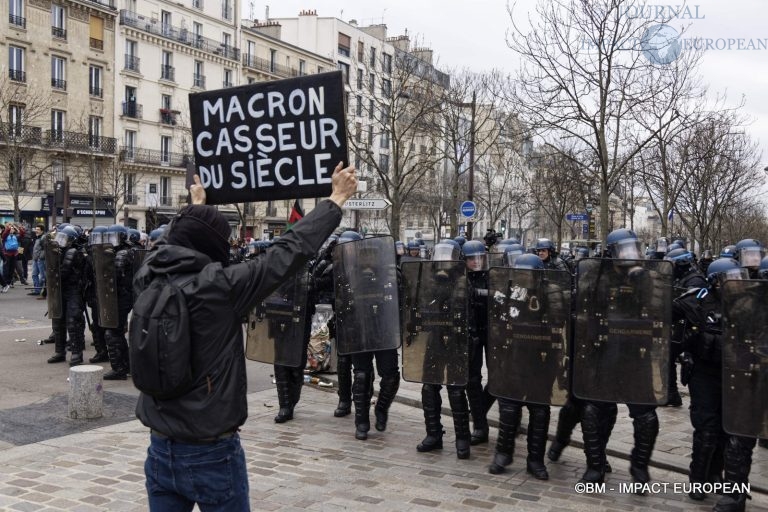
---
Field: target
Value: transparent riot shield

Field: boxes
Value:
[401,260,468,386]
[92,245,119,329]
[132,248,148,270]
[572,258,673,404]
[245,269,310,366]
[721,279,768,438]
[44,242,63,320]
[333,236,401,355]
[487,268,571,405]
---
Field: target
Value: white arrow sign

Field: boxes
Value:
[343,198,392,210]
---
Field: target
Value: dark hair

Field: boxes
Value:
[35,223,45,231]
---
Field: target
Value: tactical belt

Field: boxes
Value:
[150,429,237,445]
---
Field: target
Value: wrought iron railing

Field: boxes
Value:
[0,123,42,145]
[122,101,142,118]
[119,11,240,61]
[193,73,205,88]
[51,78,67,90]
[9,14,25,28]
[124,54,140,72]
[161,65,175,81]
[9,69,26,82]
[90,38,103,50]
[119,146,189,168]
[90,86,103,97]
[242,54,300,79]
[52,26,66,39]
[44,130,117,154]
[159,109,178,125]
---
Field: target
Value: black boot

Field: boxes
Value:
[713,436,755,512]
[526,405,550,480]
[417,384,444,452]
[548,397,582,461]
[103,331,129,380]
[629,410,658,486]
[289,368,304,406]
[273,366,294,423]
[47,352,66,363]
[353,370,373,440]
[69,352,84,366]
[374,372,400,432]
[447,386,470,459]
[601,404,617,474]
[688,430,719,501]
[667,360,683,407]
[579,403,606,483]
[466,380,489,445]
[48,327,67,363]
[90,322,108,363]
[89,351,109,364]
[334,355,352,417]
[488,399,521,474]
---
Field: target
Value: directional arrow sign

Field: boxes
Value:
[343,198,392,210]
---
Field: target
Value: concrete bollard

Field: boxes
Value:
[68,365,104,420]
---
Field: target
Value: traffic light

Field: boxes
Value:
[500,219,506,234]
[588,217,596,239]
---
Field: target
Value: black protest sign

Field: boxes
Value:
[188,71,348,205]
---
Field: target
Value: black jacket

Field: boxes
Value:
[134,200,342,440]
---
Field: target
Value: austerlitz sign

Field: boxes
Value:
[188,71,349,205]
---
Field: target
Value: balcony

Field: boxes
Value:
[44,130,117,154]
[223,80,233,88]
[119,11,240,61]
[242,54,300,79]
[9,14,26,28]
[125,194,138,205]
[9,69,26,83]
[124,54,140,72]
[160,64,175,81]
[159,109,179,125]
[90,86,103,97]
[51,78,67,90]
[51,26,67,39]
[90,38,103,50]
[0,123,42,145]
[193,73,205,89]
[81,0,116,9]
[159,196,172,206]
[119,146,189,168]
[122,101,143,119]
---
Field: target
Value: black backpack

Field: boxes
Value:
[129,273,196,400]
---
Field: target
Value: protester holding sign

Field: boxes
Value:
[134,162,357,511]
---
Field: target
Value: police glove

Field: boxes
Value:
[680,352,694,387]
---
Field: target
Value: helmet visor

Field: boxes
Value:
[53,232,70,247]
[739,247,765,268]
[612,239,643,260]
[106,232,121,247]
[719,267,750,283]
[395,243,405,256]
[432,243,459,261]
[656,239,668,254]
[465,253,489,272]
[89,232,102,245]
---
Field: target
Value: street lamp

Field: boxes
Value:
[451,92,477,239]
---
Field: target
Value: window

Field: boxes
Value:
[193,60,204,88]
[269,49,276,72]
[161,94,171,110]
[368,99,374,120]
[369,73,375,92]
[89,15,103,50]
[123,86,139,117]
[221,0,231,20]
[338,62,349,84]
[88,116,101,147]
[160,176,171,205]
[193,22,202,47]
[125,173,137,204]
[9,46,25,82]
[223,68,233,88]
[356,95,363,116]
[9,104,23,136]
[51,109,65,141]
[9,0,24,27]
[370,47,376,66]
[161,51,174,81]
[356,69,363,90]
[51,4,66,38]
[89,65,102,97]
[192,0,201,9]
[9,158,25,191]
[380,130,390,149]
[160,136,172,165]
[382,78,392,98]
[355,122,362,143]
[124,40,139,71]
[124,130,136,158]
[383,53,392,74]
[52,161,64,182]
[160,10,171,37]
[381,105,390,125]
[222,32,231,49]
[368,128,373,147]
[379,154,390,171]
[338,32,350,57]
[51,56,66,90]
[299,59,306,76]
[357,41,364,61]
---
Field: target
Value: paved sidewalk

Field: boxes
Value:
[0,386,765,511]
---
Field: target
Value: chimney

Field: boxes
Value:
[265,5,269,20]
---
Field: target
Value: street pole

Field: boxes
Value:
[466,91,476,240]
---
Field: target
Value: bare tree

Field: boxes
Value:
[507,0,702,244]
[0,74,53,221]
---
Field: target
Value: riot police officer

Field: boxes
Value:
[46,226,88,366]
[464,240,491,446]
[535,238,570,272]
[101,225,134,379]
[733,238,765,279]
[84,226,108,364]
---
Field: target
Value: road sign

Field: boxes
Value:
[566,213,589,221]
[460,200,477,218]
[343,198,392,210]
[582,223,589,237]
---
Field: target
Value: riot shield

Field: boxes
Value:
[401,260,468,386]
[92,245,119,329]
[487,268,571,405]
[132,248,148,270]
[44,242,63,320]
[333,236,400,354]
[245,269,310,366]
[572,258,672,404]
[721,279,768,438]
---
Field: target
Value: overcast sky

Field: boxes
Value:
[250,0,768,170]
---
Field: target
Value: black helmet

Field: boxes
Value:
[606,228,642,259]
[706,257,747,287]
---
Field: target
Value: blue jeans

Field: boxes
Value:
[32,259,45,293]
[144,433,250,511]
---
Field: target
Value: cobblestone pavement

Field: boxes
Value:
[0,386,765,511]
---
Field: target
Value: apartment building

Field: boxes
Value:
[1,0,118,227]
